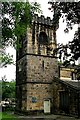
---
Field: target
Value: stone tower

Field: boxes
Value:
[16,14,58,114]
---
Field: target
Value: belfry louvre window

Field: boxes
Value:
[38,32,48,45]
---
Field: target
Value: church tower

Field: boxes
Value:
[16,14,58,114]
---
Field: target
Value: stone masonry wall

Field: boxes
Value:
[25,54,58,111]
[52,80,79,115]
[22,83,53,111]
[16,14,58,113]
[27,55,58,82]
[60,68,74,80]
[27,15,56,56]
[17,83,52,111]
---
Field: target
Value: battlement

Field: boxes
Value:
[32,14,53,26]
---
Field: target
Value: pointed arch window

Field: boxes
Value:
[38,32,48,45]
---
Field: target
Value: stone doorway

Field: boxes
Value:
[59,91,70,114]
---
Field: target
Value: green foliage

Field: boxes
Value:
[1,1,42,66]
[0,53,14,67]
[48,2,80,28]
[0,112,17,120]
[1,78,16,100]
[48,2,62,27]
[48,1,80,65]
[2,2,41,47]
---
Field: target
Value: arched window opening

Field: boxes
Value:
[38,32,48,45]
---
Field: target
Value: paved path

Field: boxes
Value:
[4,112,80,120]
[14,114,80,120]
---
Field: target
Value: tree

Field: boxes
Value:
[0,50,14,67]
[1,76,16,100]
[48,1,80,64]
[1,1,42,66]
[48,1,80,79]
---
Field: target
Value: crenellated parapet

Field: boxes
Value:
[16,14,58,60]
[32,14,53,26]
[24,14,58,57]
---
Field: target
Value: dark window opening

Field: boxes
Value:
[32,22,35,45]
[38,43,41,55]
[38,32,48,45]
[47,47,51,55]
[42,60,44,70]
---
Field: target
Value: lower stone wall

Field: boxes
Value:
[17,54,58,113]
[52,81,63,113]
[21,83,53,112]
[27,83,53,111]
[52,80,79,116]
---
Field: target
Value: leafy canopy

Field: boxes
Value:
[1,1,42,66]
[1,76,16,100]
[48,1,80,65]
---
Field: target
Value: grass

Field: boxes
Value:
[0,112,19,120]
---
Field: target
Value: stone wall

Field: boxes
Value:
[16,14,58,113]
[52,79,79,115]
[16,83,53,111]
[25,54,58,111]
[60,67,74,80]
[27,55,58,82]
[16,56,58,112]
[27,15,56,56]
[26,83,52,111]
[16,56,27,85]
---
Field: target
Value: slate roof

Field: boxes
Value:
[54,77,80,91]
[61,79,80,90]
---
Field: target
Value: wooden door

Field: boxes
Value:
[44,100,50,113]
[59,91,69,114]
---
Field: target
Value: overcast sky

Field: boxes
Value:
[0,0,78,81]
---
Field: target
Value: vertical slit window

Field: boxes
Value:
[42,60,44,70]
[32,22,35,45]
